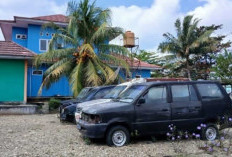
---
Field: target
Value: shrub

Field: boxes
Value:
[48,98,61,111]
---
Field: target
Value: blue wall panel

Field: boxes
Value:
[27,25,40,54]
[12,27,28,47]
[12,24,152,98]
[27,24,56,54]
[27,65,73,97]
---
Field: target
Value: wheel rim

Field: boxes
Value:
[206,127,217,141]
[112,130,126,146]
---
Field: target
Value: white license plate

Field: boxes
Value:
[75,113,80,122]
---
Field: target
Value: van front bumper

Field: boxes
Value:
[78,119,107,138]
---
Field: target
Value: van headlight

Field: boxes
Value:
[81,112,102,124]
[89,115,101,124]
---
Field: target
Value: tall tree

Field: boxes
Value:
[158,24,231,79]
[191,25,231,80]
[211,49,232,84]
[132,50,159,65]
[34,0,129,96]
[158,15,213,79]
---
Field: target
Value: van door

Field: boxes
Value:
[134,85,171,135]
[196,83,227,119]
[171,84,203,130]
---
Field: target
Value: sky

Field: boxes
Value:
[0,0,232,51]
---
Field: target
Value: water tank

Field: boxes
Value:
[123,31,135,48]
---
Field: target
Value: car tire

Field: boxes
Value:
[201,123,219,141]
[106,125,130,147]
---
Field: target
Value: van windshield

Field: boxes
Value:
[76,88,93,100]
[103,85,127,99]
[118,85,146,103]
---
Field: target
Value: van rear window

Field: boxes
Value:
[196,84,223,100]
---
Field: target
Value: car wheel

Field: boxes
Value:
[201,124,218,141]
[106,125,130,147]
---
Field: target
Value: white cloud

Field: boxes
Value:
[0,0,67,40]
[110,0,182,51]
[1,0,232,50]
[110,0,232,51]
[188,0,232,43]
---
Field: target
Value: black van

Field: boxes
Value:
[60,85,115,122]
[78,81,232,146]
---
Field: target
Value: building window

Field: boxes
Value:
[57,43,64,49]
[39,39,51,51]
[40,39,47,51]
[51,33,55,37]
[46,33,49,36]
[16,34,27,40]
[32,70,43,75]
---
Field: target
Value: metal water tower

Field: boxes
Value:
[123,31,140,78]
[123,31,135,48]
[123,31,139,53]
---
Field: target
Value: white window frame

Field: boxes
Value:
[32,70,43,76]
[57,43,64,49]
[16,34,27,40]
[39,39,50,52]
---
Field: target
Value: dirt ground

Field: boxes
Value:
[0,114,230,157]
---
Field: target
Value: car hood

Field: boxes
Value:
[61,99,77,104]
[82,101,129,114]
[77,99,111,110]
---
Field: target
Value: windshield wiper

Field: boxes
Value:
[121,97,133,100]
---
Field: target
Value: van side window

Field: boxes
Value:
[147,86,167,103]
[196,84,223,100]
[172,85,189,101]
[189,85,198,101]
[171,85,198,102]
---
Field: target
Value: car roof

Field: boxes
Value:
[135,80,220,86]
[92,85,116,90]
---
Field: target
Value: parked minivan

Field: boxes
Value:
[59,87,94,114]
[75,78,147,122]
[78,81,232,146]
[60,85,115,122]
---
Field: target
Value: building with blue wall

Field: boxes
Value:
[0,15,161,98]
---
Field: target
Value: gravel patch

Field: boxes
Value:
[0,114,230,157]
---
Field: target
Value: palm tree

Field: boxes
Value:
[34,0,129,96]
[158,15,213,79]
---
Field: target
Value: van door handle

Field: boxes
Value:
[162,109,169,112]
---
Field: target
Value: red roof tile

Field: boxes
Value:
[31,14,68,23]
[129,59,161,69]
[0,41,36,58]
[106,54,161,70]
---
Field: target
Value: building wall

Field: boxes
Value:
[27,24,56,54]
[119,69,151,79]
[12,27,28,48]
[0,59,25,102]
[24,24,72,97]
[27,65,72,97]
[10,25,152,98]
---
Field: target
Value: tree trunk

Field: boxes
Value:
[186,56,192,80]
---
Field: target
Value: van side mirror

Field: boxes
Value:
[138,98,145,105]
